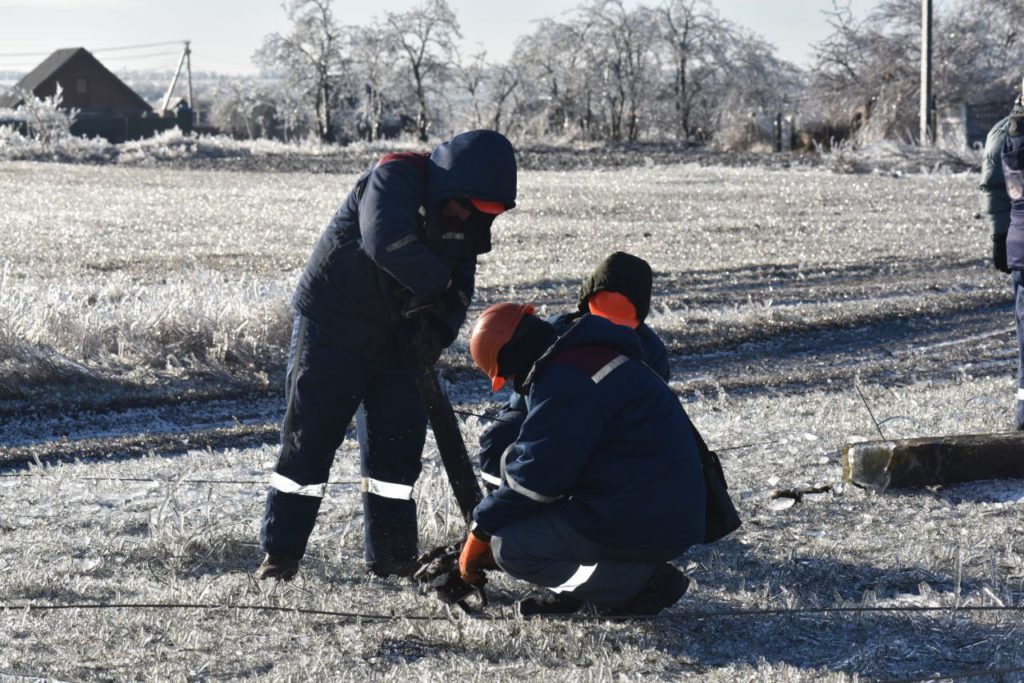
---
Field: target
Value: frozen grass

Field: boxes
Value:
[821,139,982,176]
[1,376,1022,680]
[0,160,998,405]
[0,126,421,165]
[1,160,1023,680]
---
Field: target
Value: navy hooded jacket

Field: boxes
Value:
[476,311,669,488]
[293,130,517,357]
[473,315,706,557]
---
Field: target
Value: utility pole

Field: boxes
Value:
[185,40,193,110]
[919,0,933,145]
[159,40,193,116]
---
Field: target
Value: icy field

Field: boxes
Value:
[1,160,1023,681]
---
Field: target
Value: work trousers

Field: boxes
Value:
[1015,271,1024,430]
[260,315,427,572]
[491,512,685,609]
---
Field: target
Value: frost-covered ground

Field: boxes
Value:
[1,160,1022,681]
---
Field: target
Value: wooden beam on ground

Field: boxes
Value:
[843,433,1024,492]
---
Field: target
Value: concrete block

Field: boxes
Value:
[843,432,1024,492]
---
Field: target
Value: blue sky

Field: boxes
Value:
[0,0,867,75]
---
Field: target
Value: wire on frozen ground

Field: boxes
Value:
[4,600,1024,623]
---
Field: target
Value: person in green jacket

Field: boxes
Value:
[981,111,1012,274]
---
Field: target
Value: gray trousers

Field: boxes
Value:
[492,512,674,608]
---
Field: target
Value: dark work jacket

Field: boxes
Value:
[473,315,706,557]
[476,311,670,487]
[292,130,517,358]
[1000,117,1024,270]
[981,116,1011,240]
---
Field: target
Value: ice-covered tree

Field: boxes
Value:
[578,0,660,142]
[254,0,351,142]
[383,0,461,141]
[349,24,402,142]
[451,49,521,135]
[14,84,78,144]
[811,0,1024,143]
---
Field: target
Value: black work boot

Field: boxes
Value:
[604,564,689,617]
[516,592,584,618]
[254,553,300,581]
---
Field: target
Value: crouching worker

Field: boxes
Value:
[475,251,669,491]
[460,303,707,617]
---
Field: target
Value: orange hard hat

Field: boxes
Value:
[470,303,536,391]
[588,290,640,329]
[469,198,507,215]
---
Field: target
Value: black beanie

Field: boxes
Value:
[497,314,556,393]
[578,252,653,322]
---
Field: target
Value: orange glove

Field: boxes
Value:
[458,530,494,585]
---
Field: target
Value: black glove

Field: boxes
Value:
[410,318,455,369]
[994,234,1011,273]
[401,283,469,319]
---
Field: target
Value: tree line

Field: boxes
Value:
[210,0,1024,147]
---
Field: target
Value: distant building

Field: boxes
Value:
[0,47,151,115]
[0,47,184,142]
[939,100,1013,148]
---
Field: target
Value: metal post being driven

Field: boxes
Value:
[415,368,484,523]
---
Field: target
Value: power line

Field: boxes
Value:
[0,41,186,59]
[92,41,187,53]
[88,51,182,63]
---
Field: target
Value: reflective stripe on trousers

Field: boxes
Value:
[550,564,598,593]
[360,477,414,500]
[269,472,326,498]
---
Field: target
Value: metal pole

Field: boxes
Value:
[159,47,187,116]
[919,0,932,145]
[185,40,193,110]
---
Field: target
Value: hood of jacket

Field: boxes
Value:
[577,251,653,323]
[428,129,517,209]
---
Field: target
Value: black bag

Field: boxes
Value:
[691,425,741,544]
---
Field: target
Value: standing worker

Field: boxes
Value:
[460,304,708,617]
[1000,85,1024,432]
[256,130,517,580]
[474,251,670,490]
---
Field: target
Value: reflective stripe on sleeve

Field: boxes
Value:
[591,355,628,384]
[505,472,561,503]
[499,443,515,483]
[360,477,414,500]
[385,235,418,252]
[551,564,597,593]
[1017,388,1024,401]
[480,471,502,487]
[269,472,326,498]
[499,432,558,503]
